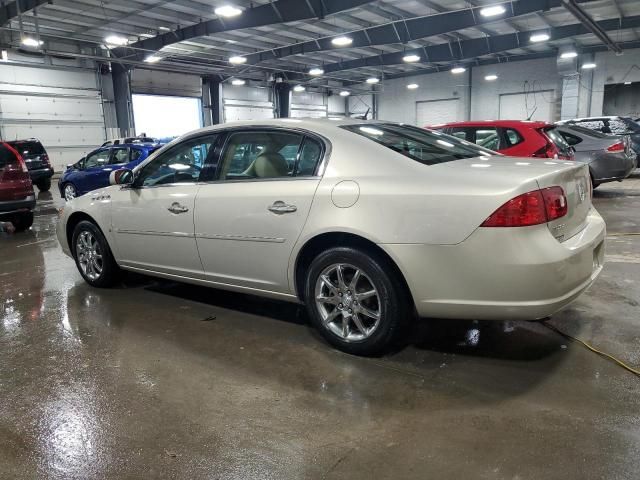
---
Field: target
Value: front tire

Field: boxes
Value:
[72,220,119,287]
[304,247,409,356]
[36,178,51,192]
[11,212,34,232]
[63,183,77,201]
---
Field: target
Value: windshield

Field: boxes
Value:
[341,124,494,165]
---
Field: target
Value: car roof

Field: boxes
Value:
[431,120,551,129]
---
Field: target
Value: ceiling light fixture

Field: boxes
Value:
[560,51,578,59]
[309,67,324,76]
[451,66,466,74]
[403,54,420,63]
[229,55,247,64]
[485,74,498,81]
[624,81,632,85]
[366,77,380,84]
[339,90,350,97]
[105,35,128,46]
[479,5,506,17]
[231,79,245,86]
[159,26,171,31]
[215,5,243,17]
[21,37,43,48]
[144,55,161,63]
[530,33,550,43]
[581,63,596,69]
[407,83,419,90]
[332,36,353,47]
[293,85,306,92]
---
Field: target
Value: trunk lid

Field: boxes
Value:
[0,143,34,201]
[439,156,591,242]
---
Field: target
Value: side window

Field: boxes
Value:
[84,150,110,168]
[503,128,524,147]
[296,138,323,176]
[136,135,217,187]
[562,132,582,146]
[219,130,303,180]
[474,128,500,151]
[448,128,471,142]
[110,148,129,164]
[130,148,144,161]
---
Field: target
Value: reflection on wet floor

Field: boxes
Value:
[1,176,640,479]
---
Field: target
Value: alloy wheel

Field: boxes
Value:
[75,230,103,281]
[314,263,381,342]
[64,184,76,201]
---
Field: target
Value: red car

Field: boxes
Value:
[430,120,575,161]
[0,141,35,231]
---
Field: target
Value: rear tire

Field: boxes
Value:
[304,246,409,356]
[11,212,33,232]
[35,178,51,192]
[72,220,119,287]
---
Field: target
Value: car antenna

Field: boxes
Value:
[526,107,538,121]
[355,108,370,120]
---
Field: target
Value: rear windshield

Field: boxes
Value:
[566,125,608,139]
[7,140,45,156]
[0,143,19,168]
[544,127,573,156]
[341,124,492,165]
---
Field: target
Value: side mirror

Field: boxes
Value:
[66,164,73,170]
[109,168,134,186]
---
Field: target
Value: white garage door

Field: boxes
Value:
[223,84,274,122]
[416,99,460,126]
[499,92,554,122]
[0,65,105,172]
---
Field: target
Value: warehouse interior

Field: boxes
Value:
[1,0,640,478]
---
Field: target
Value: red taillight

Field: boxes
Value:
[541,186,568,221]
[41,153,50,165]
[481,187,567,227]
[532,143,557,159]
[2,142,28,173]
[607,141,625,153]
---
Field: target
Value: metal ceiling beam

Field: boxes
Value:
[322,14,640,75]
[1,0,50,25]
[242,0,598,65]
[561,0,622,54]
[115,0,378,61]
[381,39,640,80]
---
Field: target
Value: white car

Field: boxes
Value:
[57,119,605,355]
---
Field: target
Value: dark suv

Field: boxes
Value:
[6,139,54,192]
[0,142,36,231]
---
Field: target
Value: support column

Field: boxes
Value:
[203,76,222,125]
[111,63,133,137]
[274,81,291,118]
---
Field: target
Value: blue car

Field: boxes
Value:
[58,143,162,201]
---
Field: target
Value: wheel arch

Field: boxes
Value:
[65,212,106,254]
[292,231,415,308]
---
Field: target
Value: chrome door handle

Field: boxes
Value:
[168,202,189,214]
[268,201,297,214]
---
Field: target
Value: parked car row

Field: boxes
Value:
[430,117,638,188]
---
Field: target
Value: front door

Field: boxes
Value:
[110,133,219,277]
[78,148,112,193]
[194,129,325,294]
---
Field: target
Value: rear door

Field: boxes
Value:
[194,129,324,293]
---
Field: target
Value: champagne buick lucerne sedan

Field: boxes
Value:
[57,119,605,355]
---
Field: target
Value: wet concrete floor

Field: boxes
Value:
[1,176,639,479]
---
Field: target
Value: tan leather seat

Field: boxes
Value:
[244,152,289,178]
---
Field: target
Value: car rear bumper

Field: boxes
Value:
[29,167,54,182]
[383,207,606,320]
[0,195,36,217]
[590,153,636,183]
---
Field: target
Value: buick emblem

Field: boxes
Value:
[577,181,586,203]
